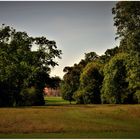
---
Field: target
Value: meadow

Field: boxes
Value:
[0,97,140,138]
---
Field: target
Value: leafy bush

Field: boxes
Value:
[19,87,45,106]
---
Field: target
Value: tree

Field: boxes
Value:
[112,1,140,52]
[0,25,62,106]
[126,51,140,103]
[84,52,99,62]
[101,51,140,104]
[49,76,61,89]
[61,81,74,104]
[99,46,120,64]
[61,64,82,104]
[109,1,140,104]
[112,1,140,39]
[101,53,130,104]
[61,52,98,104]
[74,62,103,104]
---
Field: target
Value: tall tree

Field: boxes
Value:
[112,1,140,52]
[126,52,140,103]
[61,64,82,104]
[101,53,129,104]
[61,52,98,103]
[110,1,140,103]
[112,1,140,39]
[74,62,103,104]
[0,25,62,106]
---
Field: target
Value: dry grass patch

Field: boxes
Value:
[0,104,140,138]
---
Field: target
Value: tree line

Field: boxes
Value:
[0,1,140,106]
[61,1,140,104]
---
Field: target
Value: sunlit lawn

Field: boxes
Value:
[0,97,140,138]
[45,96,76,105]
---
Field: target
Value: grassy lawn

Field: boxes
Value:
[0,97,140,138]
[45,96,76,105]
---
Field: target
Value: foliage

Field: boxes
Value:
[61,81,74,104]
[0,1,140,107]
[112,1,140,52]
[19,87,44,106]
[103,1,140,104]
[99,46,120,64]
[50,76,61,88]
[112,1,140,39]
[101,53,129,104]
[61,52,98,103]
[84,52,99,62]
[61,2,140,105]
[101,52,140,104]
[74,62,103,104]
[125,51,140,103]
[0,25,62,106]
[134,90,140,104]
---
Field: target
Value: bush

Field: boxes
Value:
[19,87,45,106]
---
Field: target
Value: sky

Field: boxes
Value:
[0,1,119,78]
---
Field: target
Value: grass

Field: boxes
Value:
[0,97,140,138]
[45,96,76,105]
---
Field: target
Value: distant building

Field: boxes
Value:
[43,87,61,96]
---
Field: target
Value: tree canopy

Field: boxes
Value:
[0,25,62,106]
[74,62,103,104]
[61,1,140,105]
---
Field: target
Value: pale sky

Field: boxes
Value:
[0,1,119,78]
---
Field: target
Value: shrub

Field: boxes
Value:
[19,87,45,106]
